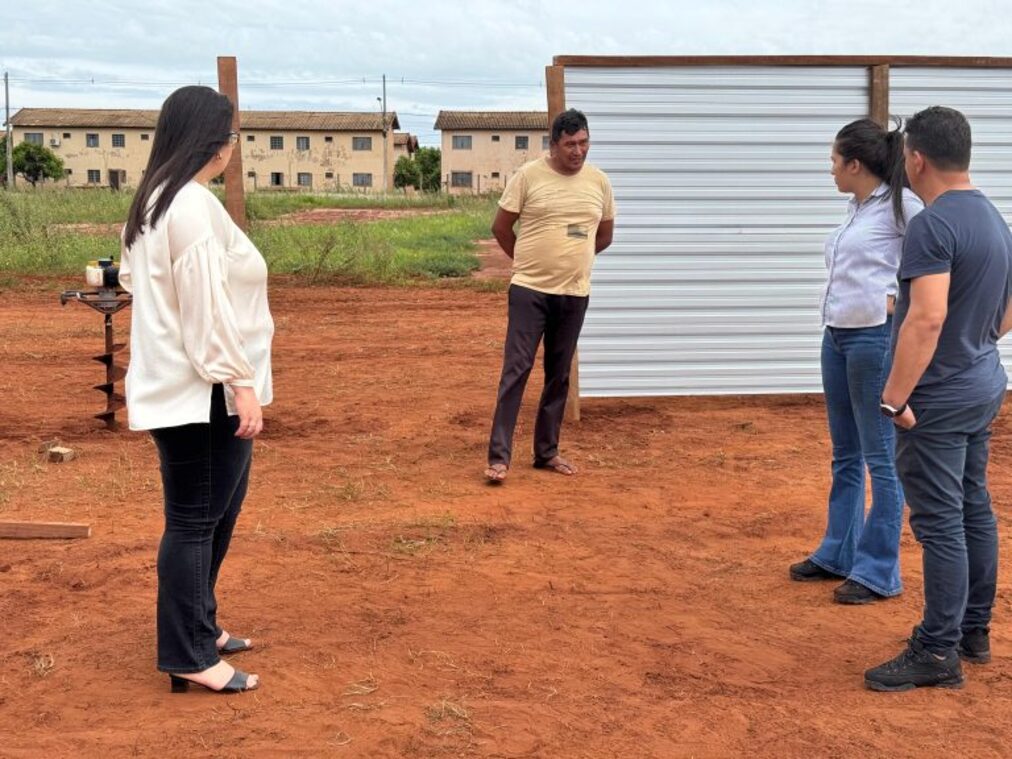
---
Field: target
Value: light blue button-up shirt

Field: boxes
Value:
[820,183,924,328]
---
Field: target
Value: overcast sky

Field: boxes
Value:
[4,0,1012,146]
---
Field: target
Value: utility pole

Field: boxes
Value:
[381,74,387,193]
[4,71,14,188]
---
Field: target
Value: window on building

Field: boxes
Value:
[451,171,473,188]
[352,173,373,187]
[491,172,500,179]
[515,135,529,150]
[352,136,372,151]
[452,135,472,150]
[24,133,43,145]
[324,135,333,143]
[141,133,150,141]
[297,172,313,187]
[270,135,283,150]
[542,135,550,150]
[62,132,71,139]
[87,169,101,184]
[491,135,500,142]
[270,172,284,187]
[112,134,125,148]
[296,136,310,151]
[325,171,334,179]
[86,133,99,148]
[65,168,73,175]
[246,171,256,178]
[246,134,255,142]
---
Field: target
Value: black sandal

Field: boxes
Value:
[218,635,253,655]
[170,668,259,693]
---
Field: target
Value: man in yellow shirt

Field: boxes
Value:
[485,109,615,483]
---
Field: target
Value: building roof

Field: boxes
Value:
[9,108,400,132]
[394,132,419,151]
[433,111,549,131]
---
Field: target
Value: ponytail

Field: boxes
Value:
[835,117,909,228]
[884,122,908,227]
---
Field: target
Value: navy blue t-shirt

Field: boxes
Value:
[893,189,1012,408]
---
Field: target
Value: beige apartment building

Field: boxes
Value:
[434,111,549,194]
[393,131,419,159]
[8,108,406,192]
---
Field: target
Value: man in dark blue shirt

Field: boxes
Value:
[866,106,1012,691]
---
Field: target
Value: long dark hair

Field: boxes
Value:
[124,86,234,248]
[835,117,908,226]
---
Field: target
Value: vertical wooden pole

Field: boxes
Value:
[869,64,890,127]
[217,56,247,231]
[546,64,582,422]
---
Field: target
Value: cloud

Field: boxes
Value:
[4,0,1012,144]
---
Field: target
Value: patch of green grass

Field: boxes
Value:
[245,191,489,220]
[250,200,495,284]
[0,188,499,285]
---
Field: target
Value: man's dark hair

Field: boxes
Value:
[551,109,589,143]
[904,106,972,172]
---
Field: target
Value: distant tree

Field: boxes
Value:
[393,155,420,189]
[0,137,65,186]
[414,147,441,192]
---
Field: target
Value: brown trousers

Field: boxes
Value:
[487,284,588,467]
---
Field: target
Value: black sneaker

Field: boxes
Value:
[864,636,964,692]
[833,579,885,605]
[958,628,991,664]
[789,559,843,582]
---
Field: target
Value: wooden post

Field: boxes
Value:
[217,56,247,231]
[0,522,91,539]
[869,64,889,127]
[546,64,583,422]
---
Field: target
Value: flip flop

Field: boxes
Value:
[485,463,508,484]
[533,457,577,476]
[218,635,253,655]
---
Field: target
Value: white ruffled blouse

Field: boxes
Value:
[119,181,273,430]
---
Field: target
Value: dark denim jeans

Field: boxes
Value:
[897,392,1004,654]
[811,321,904,596]
[149,384,253,673]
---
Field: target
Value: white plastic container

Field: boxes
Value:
[85,261,104,288]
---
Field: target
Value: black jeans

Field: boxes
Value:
[149,384,253,673]
[488,284,589,467]
[896,391,1004,654]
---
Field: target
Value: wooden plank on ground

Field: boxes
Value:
[0,522,92,539]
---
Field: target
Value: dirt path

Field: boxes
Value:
[1,281,1011,757]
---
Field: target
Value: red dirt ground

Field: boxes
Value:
[2,278,1012,758]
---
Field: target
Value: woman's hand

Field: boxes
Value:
[886,295,896,316]
[231,386,263,438]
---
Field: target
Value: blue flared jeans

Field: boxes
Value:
[811,320,904,596]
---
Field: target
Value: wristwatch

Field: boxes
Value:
[880,400,908,418]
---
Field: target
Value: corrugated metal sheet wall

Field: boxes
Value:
[565,65,1012,397]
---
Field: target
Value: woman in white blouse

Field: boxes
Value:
[789,119,922,605]
[120,86,273,693]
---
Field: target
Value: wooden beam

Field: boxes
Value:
[553,54,1012,68]
[870,65,890,127]
[217,56,247,231]
[546,65,582,423]
[0,522,91,539]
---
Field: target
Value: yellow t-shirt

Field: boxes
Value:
[499,157,615,297]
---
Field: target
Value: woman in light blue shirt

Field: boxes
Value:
[790,119,923,604]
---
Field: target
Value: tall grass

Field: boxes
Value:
[0,188,498,285]
[250,201,494,284]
